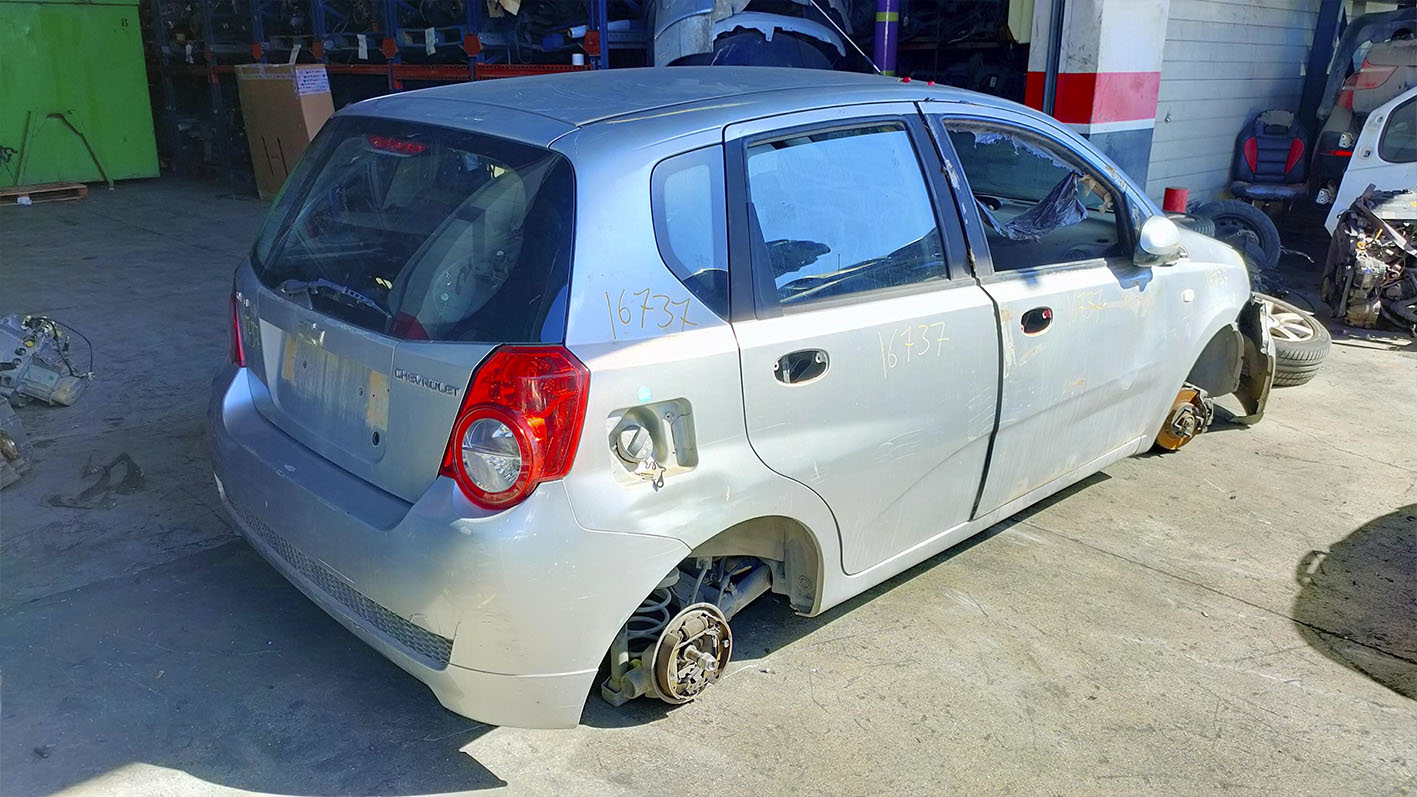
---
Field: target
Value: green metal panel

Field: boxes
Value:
[0,0,159,187]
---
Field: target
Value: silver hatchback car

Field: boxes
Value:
[210,67,1275,729]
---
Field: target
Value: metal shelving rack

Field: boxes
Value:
[147,0,641,187]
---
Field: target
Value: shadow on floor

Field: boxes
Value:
[1292,504,1417,700]
[0,543,502,797]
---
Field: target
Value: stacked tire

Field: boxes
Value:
[1195,200,1282,270]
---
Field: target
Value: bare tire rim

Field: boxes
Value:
[1265,301,1316,342]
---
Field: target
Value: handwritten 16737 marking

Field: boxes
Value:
[878,322,949,377]
[605,289,698,340]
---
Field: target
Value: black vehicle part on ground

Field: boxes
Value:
[1320,186,1417,332]
[1256,293,1331,387]
[1195,199,1283,270]
[1168,212,1216,237]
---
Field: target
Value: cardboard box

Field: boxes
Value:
[235,64,335,199]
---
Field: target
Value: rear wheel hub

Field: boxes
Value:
[651,602,732,704]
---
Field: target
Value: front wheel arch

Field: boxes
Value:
[1149,296,1275,446]
[1185,325,1245,397]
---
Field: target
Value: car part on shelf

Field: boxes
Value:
[1320,186,1417,334]
[1255,293,1332,387]
[1194,199,1283,270]
[1154,385,1213,451]
[0,399,32,489]
[0,315,94,407]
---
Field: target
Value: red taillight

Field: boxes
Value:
[366,134,428,155]
[440,346,589,509]
[1351,60,1397,91]
[230,291,246,367]
[1242,137,1258,172]
[1284,138,1305,174]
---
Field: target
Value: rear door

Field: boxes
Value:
[725,104,999,576]
[924,110,1175,515]
[237,115,575,503]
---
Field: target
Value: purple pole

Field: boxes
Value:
[873,0,899,76]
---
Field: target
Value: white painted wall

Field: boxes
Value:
[1147,0,1322,202]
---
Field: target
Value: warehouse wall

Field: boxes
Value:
[1146,0,1322,202]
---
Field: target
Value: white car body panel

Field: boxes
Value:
[1327,87,1417,233]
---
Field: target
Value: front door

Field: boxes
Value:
[726,106,998,576]
[925,111,1176,515]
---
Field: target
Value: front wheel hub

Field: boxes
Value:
[1156,386,1213,451]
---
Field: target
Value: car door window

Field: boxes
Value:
[1378,97,1417,164]
[745,123,947,308]
[945,124,1128,271]
[651,147,729,317]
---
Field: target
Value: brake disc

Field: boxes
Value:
[1156,386,1213,451]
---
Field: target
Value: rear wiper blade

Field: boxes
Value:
[278,278,390,319]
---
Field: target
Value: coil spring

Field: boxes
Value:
[625,587,673,654]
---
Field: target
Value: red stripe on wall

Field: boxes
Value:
[1025,71,1045,112]
[1024,71,1161,125]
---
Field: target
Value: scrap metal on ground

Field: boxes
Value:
[0,314,93,406]
[1322,185,1417,333]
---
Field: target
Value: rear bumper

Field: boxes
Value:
[208,366,690,728]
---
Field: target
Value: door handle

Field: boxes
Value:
[1021,307,1053,335]
[774,349,829,384]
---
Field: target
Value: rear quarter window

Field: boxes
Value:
[650,147,729,318]
[251,116,575,343]
[1379,97,1417,164]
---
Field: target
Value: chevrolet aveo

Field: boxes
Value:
[210,67,1275,729]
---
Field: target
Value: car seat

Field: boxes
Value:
[1230,109,1310,202]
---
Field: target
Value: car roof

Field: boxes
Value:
[347,66,1019,138]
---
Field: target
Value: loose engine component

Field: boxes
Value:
[1321,187,1417,331]
[0,315,93,407]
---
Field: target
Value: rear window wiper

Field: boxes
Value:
[278,278,391,320]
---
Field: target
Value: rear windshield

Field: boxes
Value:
[250,116,574,342]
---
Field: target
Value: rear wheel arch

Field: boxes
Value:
[594,515,826,709]
[688,515,824,615]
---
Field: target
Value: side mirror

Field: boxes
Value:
[1136,215,1183,266]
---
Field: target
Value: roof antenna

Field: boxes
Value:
[805,0,883,75]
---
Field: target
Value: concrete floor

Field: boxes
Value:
[1,180,1413,796]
